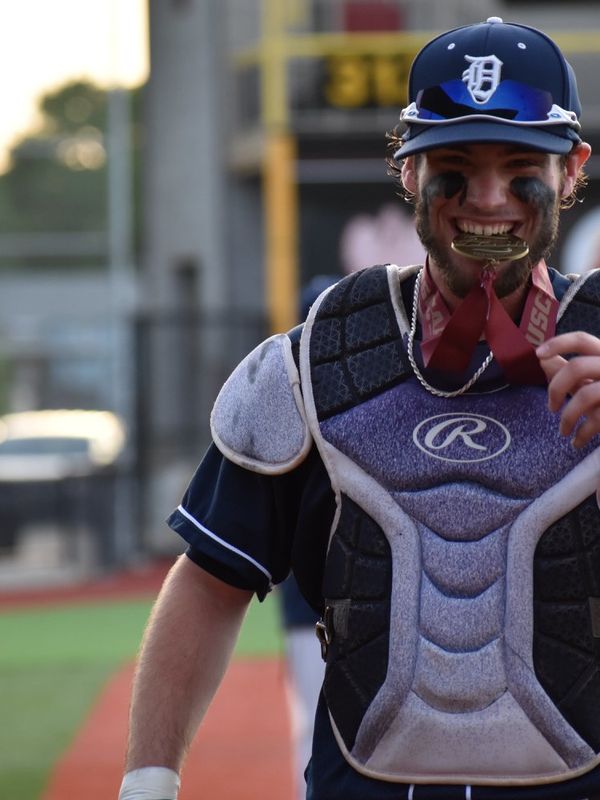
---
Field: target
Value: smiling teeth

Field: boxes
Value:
[458,222,514,236]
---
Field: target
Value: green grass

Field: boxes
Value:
[0,599,154,668]
[237,593,284,656]
[0,593,283,800]
[0,663,114,799]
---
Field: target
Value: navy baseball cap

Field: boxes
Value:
[394,17,582,159]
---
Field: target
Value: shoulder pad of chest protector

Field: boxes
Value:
[210,333,312,475]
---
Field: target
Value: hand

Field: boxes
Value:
[536,332,600,449]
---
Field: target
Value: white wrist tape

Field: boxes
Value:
[118,767,180,800]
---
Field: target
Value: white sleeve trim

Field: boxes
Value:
[177,505,273,583]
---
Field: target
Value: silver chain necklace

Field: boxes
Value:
[407,268,494,398]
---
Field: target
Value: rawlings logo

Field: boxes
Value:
[413,413,511,462]
[462,55,503,104]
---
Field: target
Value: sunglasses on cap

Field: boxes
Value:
[401,78,580,130]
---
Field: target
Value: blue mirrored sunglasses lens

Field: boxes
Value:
[416,79,554,122]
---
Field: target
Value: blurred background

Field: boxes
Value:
[3,0,600,589]
[2,2,600,799]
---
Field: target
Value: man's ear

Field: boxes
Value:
[401,156,418,195]
[561,142,591,199]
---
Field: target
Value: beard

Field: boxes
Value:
[415,181,561,299]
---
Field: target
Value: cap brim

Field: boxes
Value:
[394,120,579,159]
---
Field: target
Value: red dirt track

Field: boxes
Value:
[0,560,296,800]
[42,657,295,800]
[0,558,176,609]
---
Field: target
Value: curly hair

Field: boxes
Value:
[385,125,409,198]
[559,153,588,209]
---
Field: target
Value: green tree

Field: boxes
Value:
[0,79,143,269]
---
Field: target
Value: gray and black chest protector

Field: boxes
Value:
[211,264,600,788]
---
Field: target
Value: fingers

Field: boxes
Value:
[537,353,567,384]
[570,406,600,449]
[555,381,600,446]
[536,332,600,448]
[540,355,600,413]
[537,333,600,409]
[536,331,600,360]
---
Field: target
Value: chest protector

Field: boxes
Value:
[299,264,600,787]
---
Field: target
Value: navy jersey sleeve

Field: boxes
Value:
[167,442,335,601]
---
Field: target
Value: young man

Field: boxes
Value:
[119,18,600,800]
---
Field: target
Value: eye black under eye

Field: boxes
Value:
[510,176,555,209]
[427,172,467,200]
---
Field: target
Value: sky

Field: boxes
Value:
[0,0,149,172]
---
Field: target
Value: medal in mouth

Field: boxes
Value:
[451,232,529,263]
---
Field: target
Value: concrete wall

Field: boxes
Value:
[143,0,229,314]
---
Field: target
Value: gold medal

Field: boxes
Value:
[451,232,529,262]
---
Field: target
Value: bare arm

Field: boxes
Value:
[125,553,252,772]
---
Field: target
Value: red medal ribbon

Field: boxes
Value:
[418,259,557,385]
